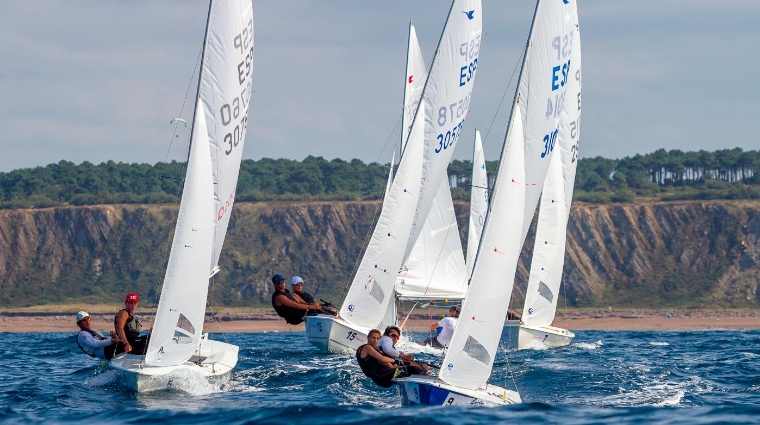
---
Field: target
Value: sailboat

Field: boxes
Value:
[305,0,481,353]
[518,3,581,350]
[397,0,577,406]
[109,0,253,392]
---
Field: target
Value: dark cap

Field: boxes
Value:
[272,274,286,284]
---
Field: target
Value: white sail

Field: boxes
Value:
[146,103,215,366]
[466,129,487,277]
[439,106,526,390]
[203,0,254,274]
[339,99,426,328]
[401,22,428,151]
[404,0,482,262]
[439,0,576,391]
[518,0,575,245]
[397,176,467,300]
[397,22,467,301]
[523,7,581,327]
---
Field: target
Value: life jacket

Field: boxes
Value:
[271,290,305,325]
[355,344,397,388]
[76,329,105,357]
[293,290,315,304]
[114,309,143,344]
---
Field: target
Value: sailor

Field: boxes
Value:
[75,311,118,359]
[271,274,321,325]
[378,326,429,375]
[420,305,460,348]
[114,292,150,355]
[355,329,401,388]
[290,276,336,316]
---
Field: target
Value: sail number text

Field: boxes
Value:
[435,93,471,153]
[459,35,480,87]
[545,30,574,120]
[219,18,254,156]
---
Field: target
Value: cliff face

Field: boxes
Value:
[0,200,758,309]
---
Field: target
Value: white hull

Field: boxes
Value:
[397,375,521,406]
[305,315,372,354]
[109,334,239,393]
[517,324,574,350]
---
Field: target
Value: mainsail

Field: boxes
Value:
[439,0,575,390]
[204,0,255,275]
[522,8,581,327]
[397,22,467,301]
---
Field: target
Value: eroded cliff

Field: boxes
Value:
[0,200,758,309]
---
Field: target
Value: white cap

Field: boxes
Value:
[76,311,91,322]
[291,276,304,286]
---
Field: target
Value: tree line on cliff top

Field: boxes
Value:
[1,148,758,209]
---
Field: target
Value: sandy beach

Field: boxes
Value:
[3,308,760,333]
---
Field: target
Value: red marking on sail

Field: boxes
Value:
[471,316,483,322]
[408,75,414,84]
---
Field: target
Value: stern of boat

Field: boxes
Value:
[109,334,239,392]
[517,324,575,350]
[397,375,521,406]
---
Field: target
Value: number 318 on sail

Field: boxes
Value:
[541,129,558,158]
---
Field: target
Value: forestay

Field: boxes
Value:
[523,6,581,327]
[203,0,255,275]
[439,0,576,390]
[146,103,215,366]
[466,129,487,278]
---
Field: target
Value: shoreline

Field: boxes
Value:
[2,308,760,333]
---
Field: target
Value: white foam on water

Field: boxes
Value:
[573,340,603,350]
[649,341,670,346]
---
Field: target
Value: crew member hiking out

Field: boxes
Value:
[271,274,322,325]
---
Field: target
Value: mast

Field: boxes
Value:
[185,0,215,162]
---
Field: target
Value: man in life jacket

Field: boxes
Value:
[290,276,336,316]
[271,274,322,325]
[114,292,150,355]
[76,311,119,359]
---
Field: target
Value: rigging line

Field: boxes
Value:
[480,44,526,147]
[151,46,205,309]
[336,196,384,307]
[163,45,204,164]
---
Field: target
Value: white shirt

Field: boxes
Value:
[377,335,401,358]
[436,316,458,346]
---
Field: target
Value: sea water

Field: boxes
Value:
[1,329,759,424]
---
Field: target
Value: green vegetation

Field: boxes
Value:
[1,148,758,209]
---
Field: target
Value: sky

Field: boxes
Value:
[1,0,758,173]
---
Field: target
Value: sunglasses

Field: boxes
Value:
[389,333,400,339]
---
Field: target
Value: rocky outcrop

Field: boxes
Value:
[0,200,758,309]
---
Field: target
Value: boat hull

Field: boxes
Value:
[517,324,574,350]
[397,375,521,406]
[109,334,239,393]
[304,315,372,354]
